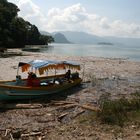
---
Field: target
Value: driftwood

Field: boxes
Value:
[72,110,85,118]
[10,133,14,140]
[58,112,69,121]
[51,100,76,105]
[5,129,42,138]
[5,129,11,136]
[56,104,77,110]
[21,132,42,137]
[0,103,43,109]
[52,100,101,112]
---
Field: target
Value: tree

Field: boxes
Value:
[39,35,54,45]
[0,0,54,48]
[0,0,20,48]
[25,23,41,45]
[10,17,27,48]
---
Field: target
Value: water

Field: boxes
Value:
[28,43,140,61]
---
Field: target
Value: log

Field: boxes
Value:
[0,103,43,109]
[52,101,101,112]
[52,100,76,105]
[21,132,42,137]
[76,104,101,112]
[56,104,77,110]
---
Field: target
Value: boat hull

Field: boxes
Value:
[0,78,82,101]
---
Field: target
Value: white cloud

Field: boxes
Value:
[17,0,47,28]
[17,0,140,38]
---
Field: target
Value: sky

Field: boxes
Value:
[8,0,140,38]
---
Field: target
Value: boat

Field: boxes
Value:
[0,60,82,101]
[22,47,40,52]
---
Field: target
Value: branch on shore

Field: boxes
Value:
[52,100,101,112]
[0,103,43,109]
[21,132,42,137]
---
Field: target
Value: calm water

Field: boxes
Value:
[33,43,140,61]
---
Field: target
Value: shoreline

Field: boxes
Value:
[0,49,140,99]
[0,49,140,81]
[0,49,140,139]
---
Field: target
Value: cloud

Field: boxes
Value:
[17,0,140,38]
[17,0,47,28]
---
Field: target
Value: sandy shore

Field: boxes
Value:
[0,49,140,100]
[0,49,140,80]
[0,49,140,139]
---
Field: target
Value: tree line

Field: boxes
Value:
[0,0,54,49]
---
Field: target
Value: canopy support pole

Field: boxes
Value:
[17,66,19,76]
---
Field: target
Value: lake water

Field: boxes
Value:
[30,43,140,61]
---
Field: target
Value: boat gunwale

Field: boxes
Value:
[0,78,82,91]
[0,74,65,83]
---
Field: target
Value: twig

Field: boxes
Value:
[73,110,85,118]
[38,136,43,140]
[58,112,68,121]
[5,129,11,136]
[10,133,14,140]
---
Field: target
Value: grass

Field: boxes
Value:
[97,93,140,126]
[78,111,97,124]
[97,99,129,126]
[78,92,140,127]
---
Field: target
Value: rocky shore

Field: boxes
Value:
[0,49,140,140]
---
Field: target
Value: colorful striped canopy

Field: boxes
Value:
[18,60,80,75]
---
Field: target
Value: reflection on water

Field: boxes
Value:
[23,44,140,61]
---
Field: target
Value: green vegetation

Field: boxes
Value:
[0,0,54,49]
[98,99,129,126]
[97,95,140,126]
[78,92,140,127]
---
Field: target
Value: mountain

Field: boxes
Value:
[56,31,140,46]
[41,31,140,46]
[103,36,140,46]
[40,31,51,36]
[53,33,71,43]
[58,31,103,44]
[40,31,71,43]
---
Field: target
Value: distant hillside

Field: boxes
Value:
[41,30,140,46]
[58,31,103,44]
[40,31,51,36]
[53,33,71,43]
[98,42,114,45]
[40,31,71,43]
[57,31,140,46]
[103,36,140,46]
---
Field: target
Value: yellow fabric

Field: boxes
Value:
[21,63,80,75]
[21,64,30,72]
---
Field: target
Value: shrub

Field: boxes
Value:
[97,94,140,126]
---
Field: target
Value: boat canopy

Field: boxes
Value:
[18,60,80,75]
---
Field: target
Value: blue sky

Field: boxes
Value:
[8,0,140,38]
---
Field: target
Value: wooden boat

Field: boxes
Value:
[0,60,82,101]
